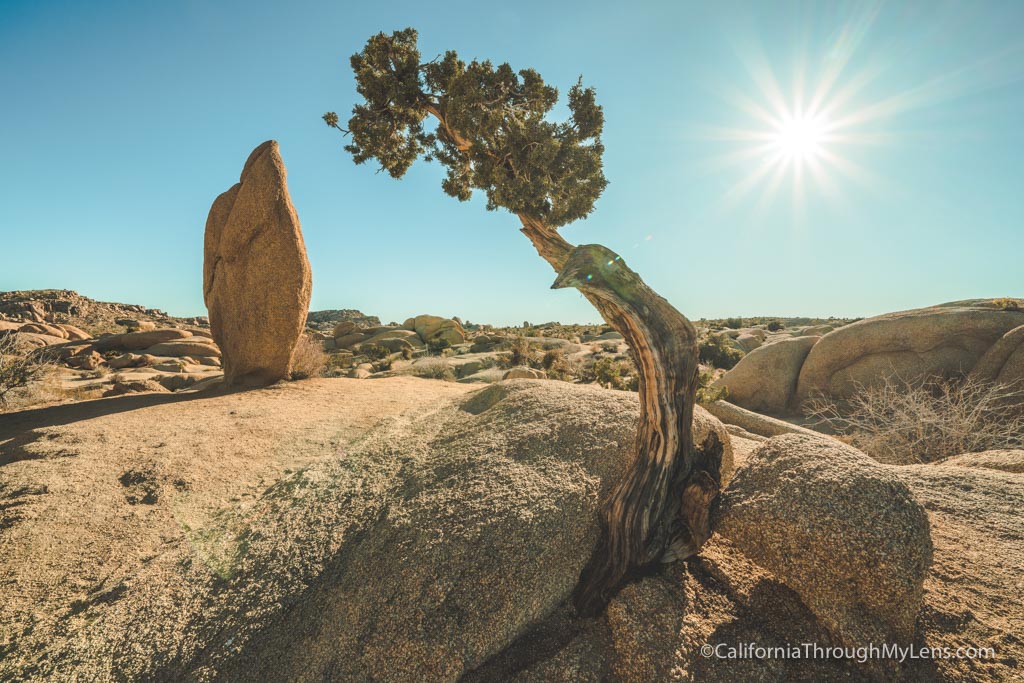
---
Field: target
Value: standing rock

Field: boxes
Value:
[203,141,312,386]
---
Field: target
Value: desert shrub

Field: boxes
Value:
[766,320,784,332]
[590,357,620,387]
[509,336,536,368]
[0,336,59,409]
[698,335,743,370]
[412,358,455,381]
[696,367,729,406]
[427,337,451,354]
[581,357,637,390]
[374,357,394,372]
[401,346,414,361]
[541,347,564,370]
[725,317,743,329]
[542,348,577,381]
[803,375,1024,464]
[993,297,1021,311]
[290,335,328,379]
[360,343,390,361]
[600,341,620,353]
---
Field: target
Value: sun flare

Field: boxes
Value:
[774,114,828,162]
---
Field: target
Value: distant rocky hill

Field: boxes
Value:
[306,309,381,330]
[0,290,199,336]
[0,291,381,338]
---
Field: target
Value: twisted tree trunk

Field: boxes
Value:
[425,111,722,613]
[519,217,723,614]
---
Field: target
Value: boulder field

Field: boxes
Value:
[715,298,1024,415]
[2,377,1021,681]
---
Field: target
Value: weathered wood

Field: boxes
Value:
[547,243,722,615]
[425,107,721,613]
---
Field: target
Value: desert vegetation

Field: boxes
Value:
[0,335,57,409]
[805,375,1024,464]
[326,28,728,610]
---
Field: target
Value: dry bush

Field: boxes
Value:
[542,347,578,381]
[804,375,1024,464]
[290,335,329,380]
[509,336,536,368]
[412,358,455,381]
[1,335,62,410]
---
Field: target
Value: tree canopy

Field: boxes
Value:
[325,30,716,615]
[324,28,608,229]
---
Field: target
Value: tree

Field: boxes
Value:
[324,28,723,614]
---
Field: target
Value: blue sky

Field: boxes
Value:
[1,0,1021,325]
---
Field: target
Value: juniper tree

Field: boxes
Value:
[324,28,723,613]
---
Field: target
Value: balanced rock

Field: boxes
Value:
[203,141,312,386]
[714,434,932,657]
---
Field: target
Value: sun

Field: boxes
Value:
[773,114,828,162]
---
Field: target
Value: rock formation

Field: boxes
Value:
[711,299,1024,415]
[794,299,1024,406]
[203,140,312,386]
[713,335,819,414]
[714,434,933,674]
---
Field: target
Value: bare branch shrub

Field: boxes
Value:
[0,335,59,409]
[290,335,328,380]
[804,374,1024,464]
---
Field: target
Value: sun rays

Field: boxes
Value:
[697,2,1024,219]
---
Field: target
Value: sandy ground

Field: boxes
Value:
[2,377,1021,681]
[0,377,475,649]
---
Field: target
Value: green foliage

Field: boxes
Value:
[590,357,621,387]
[581,356,637,391]
[542,347,575,381]
[696,368,728,406]
[724,317,743,330]
[766,320,784,332]
[359,343,390,361]
[698,335,743,370]
[325,28,607,228]
[427,337,451,354]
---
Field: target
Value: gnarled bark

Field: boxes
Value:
[540,237,723,615]
[428,110,722,614]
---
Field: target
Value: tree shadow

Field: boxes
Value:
[0,384,248,467]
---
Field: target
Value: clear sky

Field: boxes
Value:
[1,0,1022,325]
